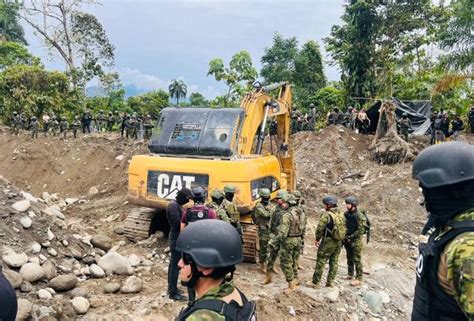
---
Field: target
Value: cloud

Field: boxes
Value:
[118,67,166,91]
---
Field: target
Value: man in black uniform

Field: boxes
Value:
[166,188,192,301]
[0,264,18,321]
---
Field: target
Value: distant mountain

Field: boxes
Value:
[86,85,151,98]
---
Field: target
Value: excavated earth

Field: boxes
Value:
[0,125,472,321]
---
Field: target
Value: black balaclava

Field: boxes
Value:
[212,197,224,206]
[225,192,234,202]
[261,197,270,205]
[176,190,191,206]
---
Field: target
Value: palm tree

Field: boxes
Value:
[168,79,187,106]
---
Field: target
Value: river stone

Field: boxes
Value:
[98,251,133,275]
[2,247,28,268]
[90,264,105,278]
[70,287,89,298]
[20,262,45,283]
[364,291,383,314]
[17,299,33,321]
[49,274,78,292]
[38,288,53,300]
[91,234,113,252]
[3,268,22,288]
[120,276,143,293]
[42,260,57,280]
[20,216,32,228]
[31,242,42,254]
[104,282,121,293]
[12,199,31,212]
[71,296,90,315]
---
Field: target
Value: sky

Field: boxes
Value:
[24,0,345,98]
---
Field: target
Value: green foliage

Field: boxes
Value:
[0,0,27,44]
[309,85,345,114]
[261,33,298,83]
[189,92,208,106]
[127,89,169,116]
[168,79,187,106]
[208,50,257,107]
[0,41,40,70]
[0,64,82,120]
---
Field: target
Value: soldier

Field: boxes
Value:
[307,103,317,131]
[277,194,306,291]
[411,142,474,321]
[59,117,69,139]
[343,196,367,286]
[263,189,288,284]
[96,110,106,132]
[308,195,346,288]
[433,113,444,143]
[399,113,412,142]
[143,114,154,140]
[82,111,92,134]
[291,106,299,133]
[51,116,60,137]
[127,115,137,139]
[429,111,438,145]
[175,220,256,321]
[222,185,242,235]
[10,111,20,135]
[207,189,230,223]
[71,116,81,139]
[253,188,275,272]
[107,112,115,131]
[42,113,51,137]
[180,187,217,230]
[451,114,464,141]
[121,113,129,137]
[30,116,39,139]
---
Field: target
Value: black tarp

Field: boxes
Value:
[366,98,432,135]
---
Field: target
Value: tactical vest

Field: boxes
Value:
[270,209,283,234]
[224,200,240,224]
[411,220,474,321]
[287,207,305,237]
[254,203,273,229]
[185,206,210,225]
[176,288,256,321]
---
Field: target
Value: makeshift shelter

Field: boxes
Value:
[366,98,432,135]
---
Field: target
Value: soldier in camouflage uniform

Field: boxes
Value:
[263,189,288,284]
[399,112,412,142]
[30,117,39,139]
[343,196,367,286]
[252,188,275,272]
[51,116,60,137]
[411,142,474,321]
[176,220,256,321]
[59,117,69,139]
[207,189,230,223]
[71,116,81,139]
[222,185,242,235]
[277,194,306,291]
[10,111,20,135]
[308,195,345,288]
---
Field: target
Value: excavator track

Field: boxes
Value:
[242,223,259,263]
[123,208,155,242]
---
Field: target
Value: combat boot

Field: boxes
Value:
[326,281,335,288]
[270,266,280,275]
[259,263,266,273]
[262,271,272,285]
[285,280,296,292]
[350,279,362,287]
[305,281,320,289]
[343,275,353,280]
[294,278,300,286]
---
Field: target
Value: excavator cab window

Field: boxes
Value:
[149,107,244,157]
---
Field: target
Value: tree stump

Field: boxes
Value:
[370,101,414,164]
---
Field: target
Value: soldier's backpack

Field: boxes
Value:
[433,118,443,130]
[360,210,372,243]
[185,206,210,225]
[288,207,306,237]
[326,211,347,241]
[176,288,257,321]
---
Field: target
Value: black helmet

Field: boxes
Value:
[176,220,243,268]
[322,195,337,206]
[412,142,474,189]
[191,186,206,199]
[345,196,358,206]
[402,112,408,118]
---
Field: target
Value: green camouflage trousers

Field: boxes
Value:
[344,238,363,280]
[258,228,270,264]
[265,235,280,270]
[280,237,302,282]
[312,238,342,285]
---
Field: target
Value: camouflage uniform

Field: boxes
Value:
[11,113,20,135]
[207,201,230,224]
[253,200,275,265]
[222,198,241,234]
[30,118,39,138]
[344,209,367,281]
[277,201,306,283]
[312,208,344,286]
[265,204,284,271]
[399,117,412,142]
[183,281,237,321]
[71,119,81,138]
[51,118,60,137]
[438,210,474,319]
[59,119,69,139]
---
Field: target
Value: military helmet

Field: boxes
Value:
[292,190,302,199]
[210,189,224,199]
[176,220,243,268]
[31,116,37,120]
[191,186,206,199]
[345,196,358,206]
[275,190,288,199]
[402,112,408,117]
[223,184,236,194]
[75,116,79,120]
[259,188,271,197]
[322,195,337,206]
[282,194,298,205]
[13,111,17,115]
[413,142,474,189]
[309,103,315,108]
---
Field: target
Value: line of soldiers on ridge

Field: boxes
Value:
[165,184,371,302]
[8,110,156,140]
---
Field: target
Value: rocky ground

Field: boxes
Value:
[0,126,472,321]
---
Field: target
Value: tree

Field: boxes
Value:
[189,92,208,106]
[0,41,40,70]
[127,89,169,116]
[20,0,115,88]
[0,64,81,121]
[168,79,187,106]
[260,32,298,84]
[0,0,27,44]
[208,50,257,107]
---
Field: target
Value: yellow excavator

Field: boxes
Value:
[125,82,295,262]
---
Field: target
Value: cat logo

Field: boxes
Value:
[147,171,209,200]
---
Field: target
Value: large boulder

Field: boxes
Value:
[3,268,22,289]
[20,263,45,283]
[98,251,133,275]
[120,276,143,293]
[2,247,28,268]
[49,274,78,292]
[91,234,113,252]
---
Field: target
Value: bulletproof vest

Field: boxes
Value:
[270,208,283,234]
[344,211,358,236]
[254,203,273,228]
[176,288,257,321]
[185,206,210,225]
[224,200,240,223]
[411,220,474,321]
[287,206,305,237]
[434,118,443,130]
